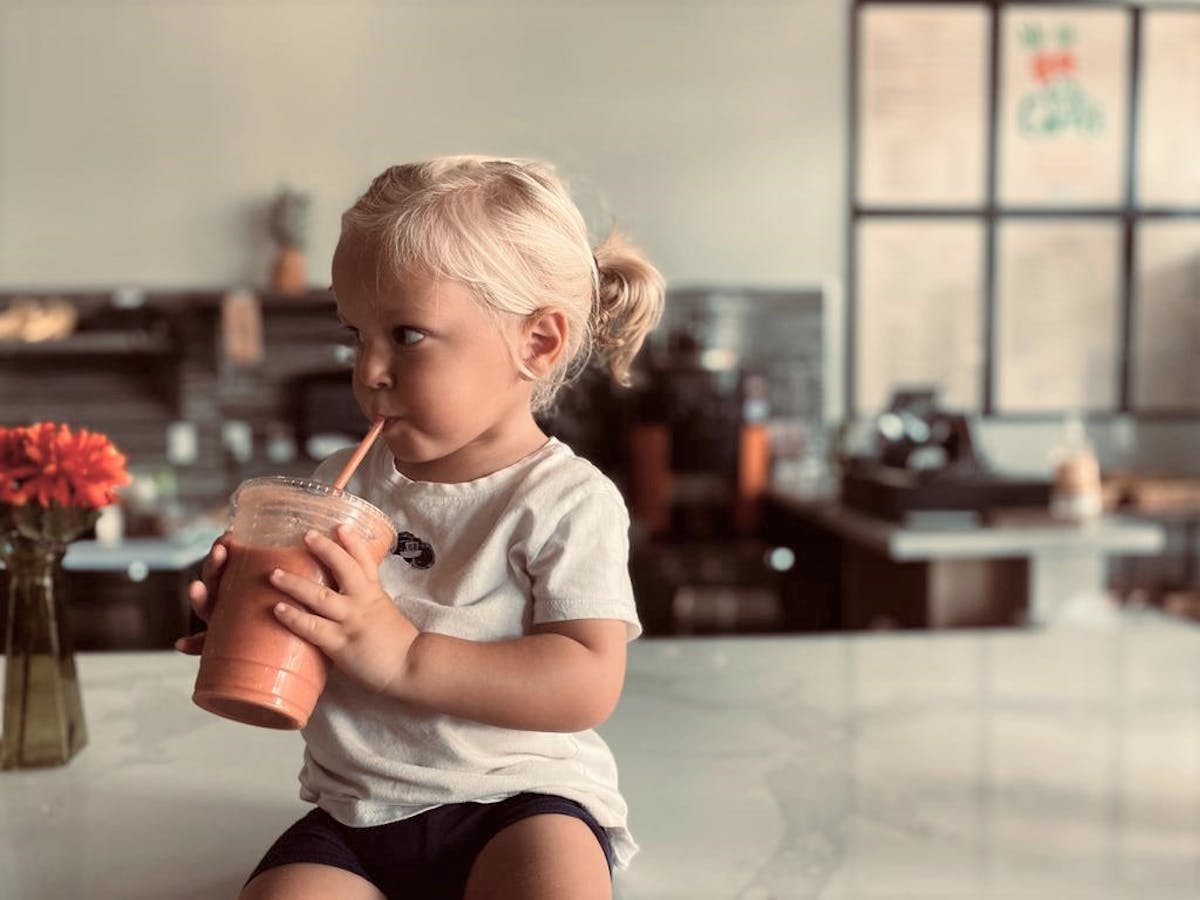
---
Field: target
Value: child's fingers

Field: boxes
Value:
[190,534,231,624]
[303,529,368,594]
[188,579,215,622]
[200,537,228,586]
[174,630,207,655]
[273,601,345,655]
[270,567,350,622]
[334,525,382,580]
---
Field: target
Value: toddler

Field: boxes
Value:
[177,156,664,900]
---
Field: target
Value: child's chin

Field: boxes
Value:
[383,431,440,464]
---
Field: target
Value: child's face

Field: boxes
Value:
[331,236,536,483]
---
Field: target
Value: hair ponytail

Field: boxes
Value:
[590,230,665,387]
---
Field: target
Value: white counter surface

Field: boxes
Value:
[1,615,1198,899]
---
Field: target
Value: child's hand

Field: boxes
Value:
[269,525,418,694]
[174,534,230,655]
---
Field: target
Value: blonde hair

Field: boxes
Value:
[339,156,665,411]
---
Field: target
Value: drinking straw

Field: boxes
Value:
[332,418,386,490]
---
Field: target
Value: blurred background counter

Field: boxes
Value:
[1,286,1197,645]
[0,530,222,651]
[765,490,1165,631]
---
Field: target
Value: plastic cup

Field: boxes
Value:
[192,476,397,729]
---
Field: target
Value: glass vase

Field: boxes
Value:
[2,535,88,769]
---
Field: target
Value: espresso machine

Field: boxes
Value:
[839,389,1052,523]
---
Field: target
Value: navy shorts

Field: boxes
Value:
[246,793,614,899]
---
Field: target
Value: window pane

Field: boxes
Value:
[998,7,1129,206]
[1137,11,1200,206]
[857,5,989,207]
[995,219,1122,411]
[855,219,984,413]
[1132,220,1200,410]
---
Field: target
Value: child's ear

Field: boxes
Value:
[520,308,569,377]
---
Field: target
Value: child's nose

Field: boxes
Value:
[358,346,395,389]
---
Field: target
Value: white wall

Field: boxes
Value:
[0,0,847,290]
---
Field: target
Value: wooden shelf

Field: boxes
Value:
[0,331,173,357]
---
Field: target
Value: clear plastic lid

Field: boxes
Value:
[230,476,397,554]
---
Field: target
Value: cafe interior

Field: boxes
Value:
[1,2,1198,898]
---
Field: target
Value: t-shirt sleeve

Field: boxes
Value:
[526,487,642,641]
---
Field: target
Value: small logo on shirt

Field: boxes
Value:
[393,531,435,569]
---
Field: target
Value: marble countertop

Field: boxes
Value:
[2,614,1198,899]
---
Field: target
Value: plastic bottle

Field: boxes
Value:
[1050,413,1102,522]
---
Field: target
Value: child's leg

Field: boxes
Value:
[240,862,385,900]
[463,813,611,900]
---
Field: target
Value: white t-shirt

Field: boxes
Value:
[300,437,642,868]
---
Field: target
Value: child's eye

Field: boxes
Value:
[339,325,361,346]
[393,327,425,346]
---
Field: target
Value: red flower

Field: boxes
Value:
[0,427,40,504]
[0,422,131,510]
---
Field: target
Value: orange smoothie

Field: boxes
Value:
[191,476,397,730]
[193,542,331,729]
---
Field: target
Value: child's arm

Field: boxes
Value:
[270,526,628,732]
[395,618,627,732]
